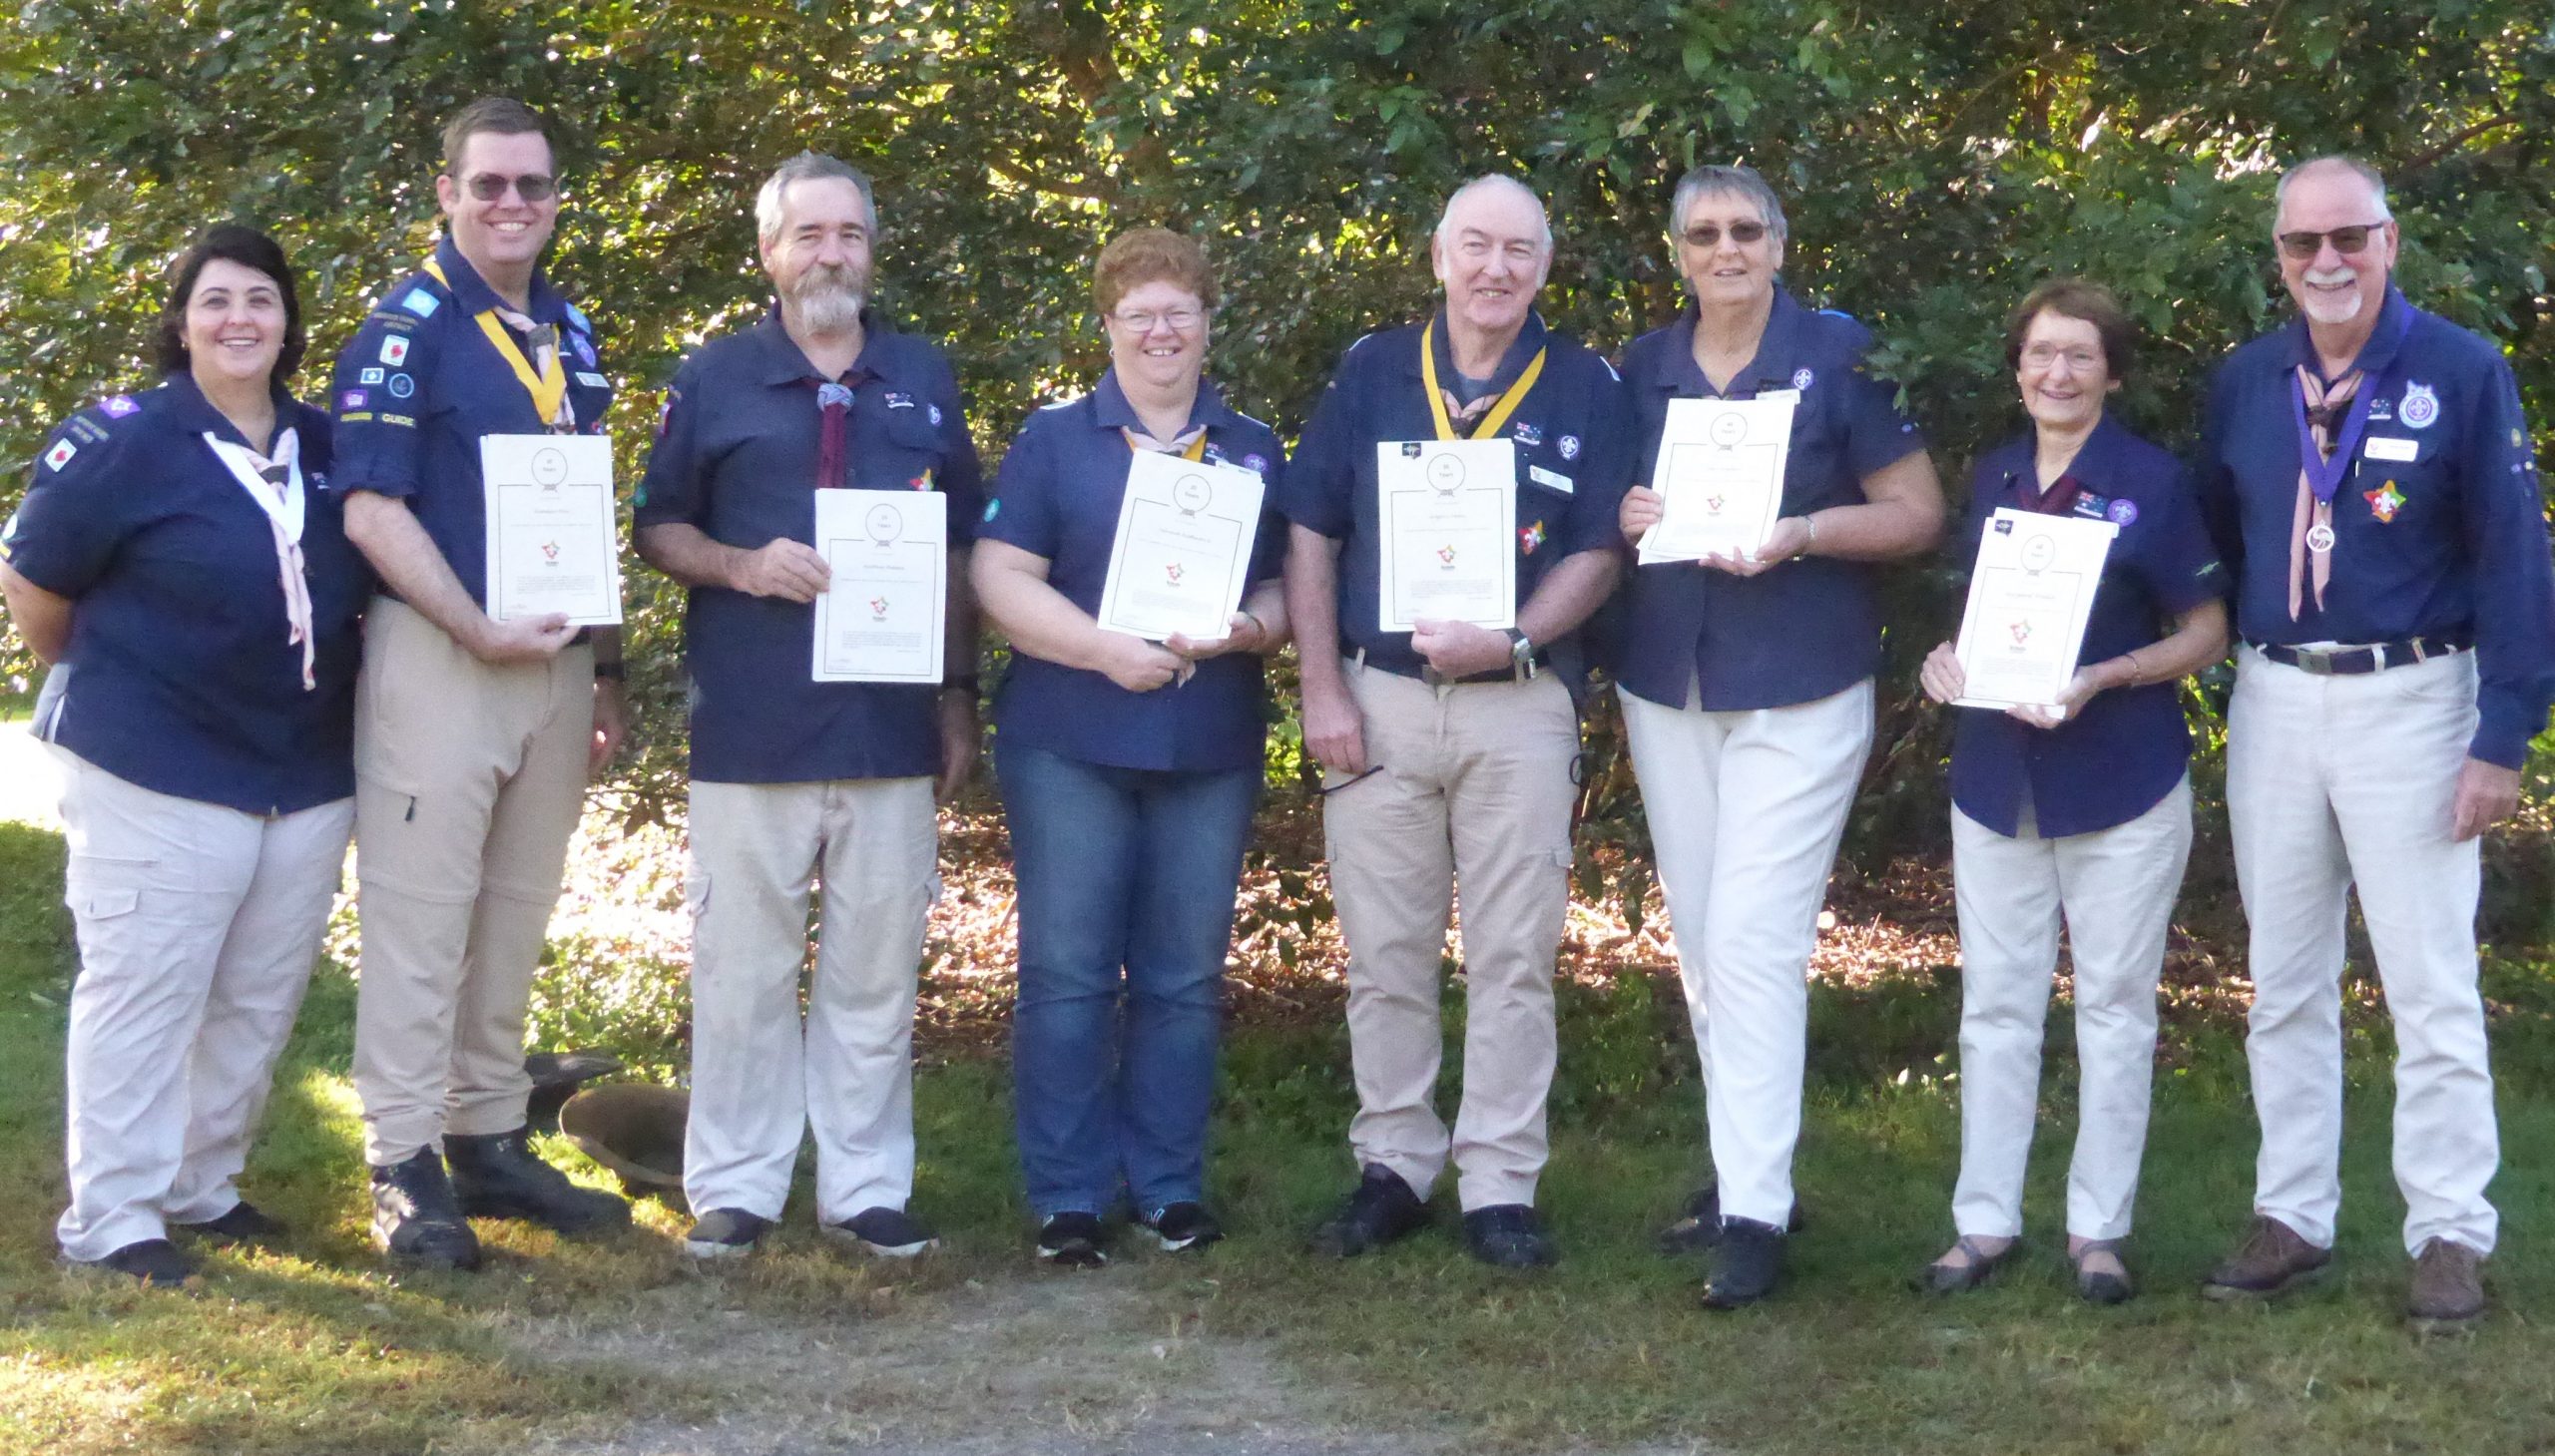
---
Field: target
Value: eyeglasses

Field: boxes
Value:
[2020,343,2104,371]
[1680,221,1769,247]
[460,171,558,204]
[2276,223,2385,260]
[1112,306,1205,332]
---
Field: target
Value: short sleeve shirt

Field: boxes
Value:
[1275,309,1635,678]
[326,237,616,605]
[978,371,1285,772]
[1949,417,2226,838]
[1,376,366,813]
[2197,286,2555,767]
[632,307,984,783]
[1613,291,1927,711]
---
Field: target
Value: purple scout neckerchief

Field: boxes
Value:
[2286,306,2413,619]
[813,380,855,489]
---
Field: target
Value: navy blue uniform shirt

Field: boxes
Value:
[980,371,1285,772]
[634,306,983,783]
[2,376,365,814]
[1614,290,1927,712]
[327,237,615,604]
[2198,286,2555,768]
[1277,309,1633,678]
[1949,417,2225,838]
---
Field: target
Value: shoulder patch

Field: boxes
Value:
[399,288,442,318]
[98,394,141,419]
[564,302,592,333]
[42,438,78,471]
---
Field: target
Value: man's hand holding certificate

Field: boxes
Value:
[1637,393,1795,565]
[1375,439,1516,632]
[482,434,623,626]
[1951,508,2117,713]
[812,489,947,684]
[1097,451,1265,643]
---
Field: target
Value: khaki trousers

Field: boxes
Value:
[683,777,939,1222]
[350,597,593,1165]
[1324,661,1579,1211]
[53,750,351,1260]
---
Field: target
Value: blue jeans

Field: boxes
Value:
[997,741,1260,1218]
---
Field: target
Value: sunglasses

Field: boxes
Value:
[2276,223,2384,260]
[1681,220,1770,247]
[459,171,558,204]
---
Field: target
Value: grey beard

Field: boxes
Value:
[788,282,867,337]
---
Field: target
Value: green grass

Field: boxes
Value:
[5,815,2555,1454]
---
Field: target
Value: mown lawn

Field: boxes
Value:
[3,815,2553,1455]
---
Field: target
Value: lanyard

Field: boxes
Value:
[420,255,572,429]
[1418,318,1546,442]
[2288,307,2414,504]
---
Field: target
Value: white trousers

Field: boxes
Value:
[683,777,938,1223]
[1619,678,1874,1226]
[2228,645,2496,1255]
[53,750,352,1260]
[1950,777,2192,1241]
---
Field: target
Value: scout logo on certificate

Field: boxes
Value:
[812,488,946,684]
[1096,450,1265,642]
[1375,439,1516,632]
[1951,508,2116,710]
[481,434,623,626]
[1637,392,1795,564]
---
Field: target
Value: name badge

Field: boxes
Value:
[1527,464,1575,495]
[2363,436,2419,463]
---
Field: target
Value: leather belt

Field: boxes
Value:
[2250,634,2471,676]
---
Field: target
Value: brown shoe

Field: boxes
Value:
[2201,1214,2330,1300]
[2406,1238,2486,1333]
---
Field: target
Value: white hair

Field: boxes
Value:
[2274,155,2392,230]
[1431,175,1553,251]
[755,151,879,246]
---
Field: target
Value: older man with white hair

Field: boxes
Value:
[634,152,984,1260]
[2196,154,2554,1331]
[1279,175,1632,1268]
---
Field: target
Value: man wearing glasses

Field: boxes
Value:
[2196,155,2553,1330]
[329,97,629,1269]
[1278,176,1631,1269]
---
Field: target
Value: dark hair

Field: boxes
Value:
[2003,277,2135,381]
[441,96,551,176]
[1094,228,1219,316]
[155,224,304,388]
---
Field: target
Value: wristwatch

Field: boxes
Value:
[1505,628,1537,679]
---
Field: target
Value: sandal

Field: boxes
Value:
[1915,1233,2019,1295]
[2070,1237,2136,1305]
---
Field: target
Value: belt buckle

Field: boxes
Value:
[2294,647,2335,676]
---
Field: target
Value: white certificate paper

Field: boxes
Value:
[1375,439,1516,633]
[1952,508,2118,710]
[1637,392,1796,564]
[812,489,947,684]
[1096,451,1266,642]
[481,434,623,626]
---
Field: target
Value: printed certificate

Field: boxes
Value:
[1637,392,1796,564]
[481,434,622,626]
[811,489,946,684]
[1952,508,2118,710]
[1375,439,1516,633]
[1096,450,1266,642]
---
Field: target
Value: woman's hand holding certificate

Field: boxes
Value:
[1635,393,1796,566]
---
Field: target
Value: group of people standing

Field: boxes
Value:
[3,96,2545,1339]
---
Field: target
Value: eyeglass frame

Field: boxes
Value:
[456,171,560,204]
[2275,221,2388,261]
[1677,220,1771,248]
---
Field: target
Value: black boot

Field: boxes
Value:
[370,1150,482,1270]
[444,1127,631,1235]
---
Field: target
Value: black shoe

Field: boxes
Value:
[1308,1164,1430,1258]
[1462,1205,1558,1269]
[681,1208,773,1261]
[444,1127,632,1235]
[1140,1202,1226,1252]
[174,1201,286,1246]
[371,1150,483,1271]
[63,1237,198,1287]
[1701,1216,1787,1309]
[826,1207,939,1258]
[1037,1212,1110,1268]
[1656,1184,1806,1255]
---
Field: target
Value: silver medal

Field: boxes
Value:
[2305,522,2336,554]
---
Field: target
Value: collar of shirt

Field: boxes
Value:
[2281,283,2414,385]
[747,302,901,388]
[1982,412,2142,509]
[1640,285,1815,400]
[1414,304,1550,401]
[430,235,571,328]
[1089,367,1245,438]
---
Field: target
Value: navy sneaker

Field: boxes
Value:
[1140,1202,1226,1252]
[1462,1205,1558,1269]
[64,1237,198,1287]
[681,1208,774,1261]
[174,1201,286,1246]
[1308,1164,1429,1258]
[1701,1216,1787,1309]
[828,1207,939,1258]
[1037,1212,1110,1268]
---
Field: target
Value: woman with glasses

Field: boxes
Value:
[1913,279,2228,1303]
[1612,163,1946,1309]
[0,225,368,1285]
[970,229,1288,1266]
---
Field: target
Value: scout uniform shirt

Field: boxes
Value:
[326,236,616,606]
[1278,308,1632,679]
[1948,417,2226,838]
[633,306,983,783]
[1614,290,1927,712]
[2199,285,2555,768]
[978,370,1286,772]
[3,376,365,814]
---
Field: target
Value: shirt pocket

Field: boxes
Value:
[855,408,948,490]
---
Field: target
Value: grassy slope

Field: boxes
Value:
[3,817,2553,1454]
